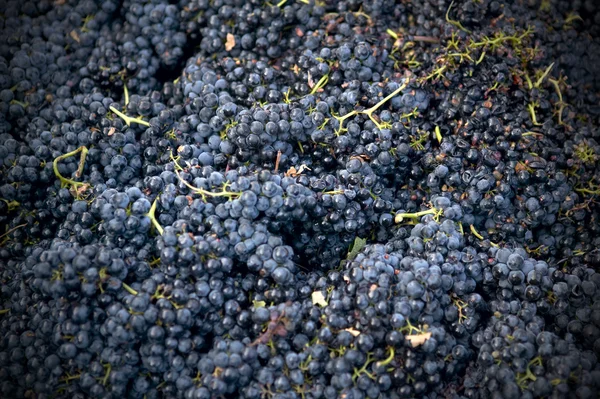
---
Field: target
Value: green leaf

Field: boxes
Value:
[347,236,366,261]
[252,300,266,309]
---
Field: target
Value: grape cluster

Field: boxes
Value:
[1,0,600,398]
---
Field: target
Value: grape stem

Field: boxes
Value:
[145,198,164,235]
[53,146,90,198]
[0,223,27,243]
[121,282,138,296]
[109,106,150,127]
[394,207,440,224]
[334,79,409,135]
[175,168,242,202]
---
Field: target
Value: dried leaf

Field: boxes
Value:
[285,164,311,178]
[515,162,529,172]
[225,33,236,51]
[311,291,328,307]
[274,150,282,174]
[344,328,361,337]
[70,183,91,198]
[405,332,432,347]
[307,72,315,89]
[107,127,116,136]
[295,27,304,37]
[69,30,80,43]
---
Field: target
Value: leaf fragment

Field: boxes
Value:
[225,33,236,51]
[285,164,311,177]
[312,291,328,307]
[346,236,366,261]
[69,30,80,43]
[307,72,315,89]
[344,328,361,337]
[405,332,432,347]
[252,300,266,309]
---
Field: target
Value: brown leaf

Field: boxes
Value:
[405,332,432,347]
[515,162,529,172]
[291,64,301,75]
[70,183,91,198]
[285,164,311,178]
[107,127,116,136]
[69,30,80,43]
[225,33,236,51]
[274,150,282,174]
[307,72,315,89]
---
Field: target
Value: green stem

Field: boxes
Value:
[446,1,471,33]
[534,63,554,88]
[145,198,164,235]
[310,74,329,95]
[0,309,10,315]
[175,169,242,201]
[333,110,358,135]
[395,207,438,223]
[469,224,484,240]
[362,79,408,116]
[376,347,395,367]
[109,106,150,127]
[53,146,89,185]
[122,283,138,296]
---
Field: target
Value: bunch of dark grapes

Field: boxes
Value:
[1,0,600,398]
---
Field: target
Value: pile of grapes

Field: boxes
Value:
[1,0,600,398]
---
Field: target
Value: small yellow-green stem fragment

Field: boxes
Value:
[434,126,442,143]
[122,283,138,296]
[476,51,486,65]
[469,224,484,240]
[310,74,329,95]
[146,198,164,235]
